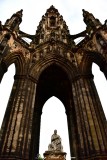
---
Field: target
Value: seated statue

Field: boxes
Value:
[48,130,63,152]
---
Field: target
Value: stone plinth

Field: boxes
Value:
[44,151,66,160]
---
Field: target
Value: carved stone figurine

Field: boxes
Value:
[48,130,63,152]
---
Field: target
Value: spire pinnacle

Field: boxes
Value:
[16,9,23,17]
[82,9,101,29]
[45,5,59,16]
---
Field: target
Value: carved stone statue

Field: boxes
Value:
[48,130,63,152]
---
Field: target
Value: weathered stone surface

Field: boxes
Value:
[0,6,107,160]
[44,151,66,160]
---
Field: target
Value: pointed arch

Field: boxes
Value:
[34,63,73,112]
[81,50,107,79]
[29,55,78,83]
[0,51,26,78]
[39,96,70,159]
[30,61,77,159]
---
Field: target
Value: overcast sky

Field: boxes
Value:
[0,0,107,159]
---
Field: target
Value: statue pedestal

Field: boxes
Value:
[43,151,66,160]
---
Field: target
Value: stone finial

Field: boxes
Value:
[82,9,101,28]
[16,9,23,17]
[10,9,23,23]
[45,5,59,16]
[49,5,55,9]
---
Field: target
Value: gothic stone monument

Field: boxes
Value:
[44,130,66,160]
[0,5,107,160]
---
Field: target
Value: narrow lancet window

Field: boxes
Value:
[50,16,56,27]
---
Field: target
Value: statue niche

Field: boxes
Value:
[50,16,56,27]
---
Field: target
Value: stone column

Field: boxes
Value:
[72,75,107,159]
[29,106,42,160]
[66,109,77,159]
[0,75,36,159]
[0,61,7,82]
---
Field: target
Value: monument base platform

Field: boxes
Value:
[43,151,66,160]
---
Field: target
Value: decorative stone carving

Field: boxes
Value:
[44,152,66,160]
[82,9,102,36]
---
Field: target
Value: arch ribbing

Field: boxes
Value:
[81,50,107,77]
[29,54,78,83]
[2,51,26,75]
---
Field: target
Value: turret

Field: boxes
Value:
[0,10,23,58]
[83,9,102,35]
[4,9,23,31]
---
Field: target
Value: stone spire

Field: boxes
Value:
[4,9,23,30]
[15,9,23,17]
[45,5,60,16]
[31,5,75,47]
[82,9,102,35]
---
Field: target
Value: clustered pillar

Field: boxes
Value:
[0,76,36,159]
[72,75,107,159]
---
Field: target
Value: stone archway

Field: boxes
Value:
[39,96,70,158]
[30,63,78,159]
[81,50,107,79]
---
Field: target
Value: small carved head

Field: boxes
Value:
[54,129,57,134]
